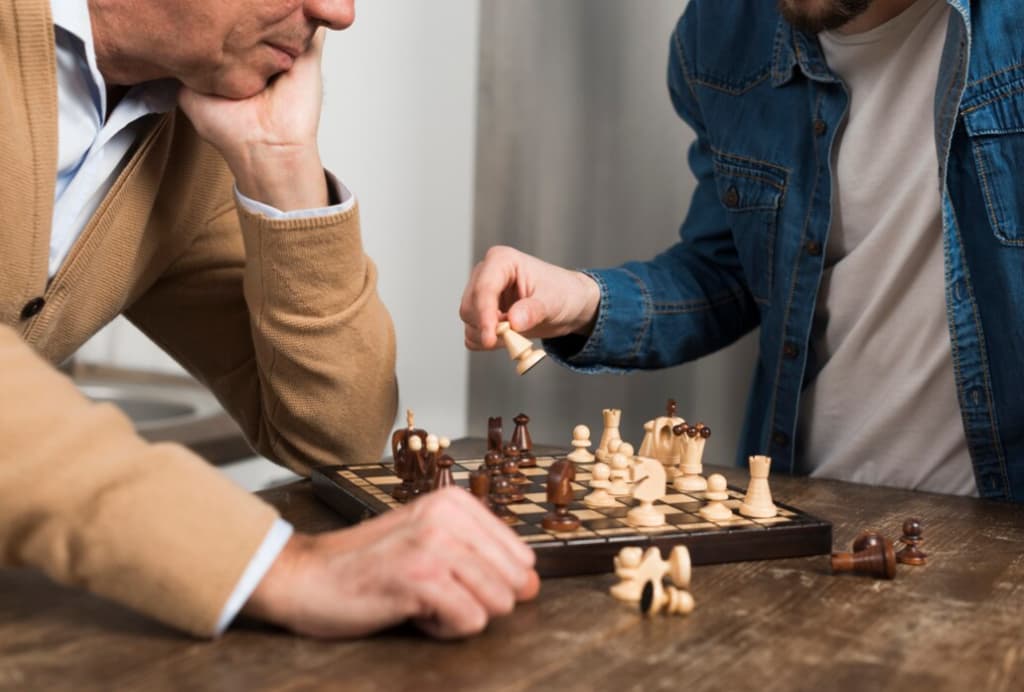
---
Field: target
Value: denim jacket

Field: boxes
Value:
[547,0,1024,501]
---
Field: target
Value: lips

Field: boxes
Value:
[267,42,301,59]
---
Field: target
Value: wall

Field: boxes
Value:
[77,0,482,443]
[470,0,758,464]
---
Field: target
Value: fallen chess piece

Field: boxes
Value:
[896,517,927,566]
[610,547,647,602]
[698,473,735,521]
[610,545,691,603]
[852,530,886,553]
[831,536,897,580]
[640,581,696,617]
[567,424,596,463]
[497,321,546,375]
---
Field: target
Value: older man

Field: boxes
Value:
[1,0,537,639]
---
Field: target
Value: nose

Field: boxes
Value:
[305,0,355,31]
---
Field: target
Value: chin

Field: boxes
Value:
[211,72,275,100]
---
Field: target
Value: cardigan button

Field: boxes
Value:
[20,297,46,320]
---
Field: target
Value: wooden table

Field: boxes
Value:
[3,440,1023,692]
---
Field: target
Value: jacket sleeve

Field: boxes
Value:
[125,188,398,477]
[544,8,760,372]
[0,325,280,637]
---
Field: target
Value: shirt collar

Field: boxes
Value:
[49,0,177,117]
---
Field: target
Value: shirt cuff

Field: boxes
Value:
[213,517,294,635]
[234,170,355,219]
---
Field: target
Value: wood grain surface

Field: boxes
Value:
[2,439,1022,692]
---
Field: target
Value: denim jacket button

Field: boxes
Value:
[813,119,828,136]
[723,186,740,208]
[772,431,789,447]
[783,342,800,359]
[805,240,822,256]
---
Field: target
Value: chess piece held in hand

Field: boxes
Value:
[496,321,546,375]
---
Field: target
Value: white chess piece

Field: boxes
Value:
[608,449,632,497]
[610,546,645,602]
[627,456,667,527]
[595,408,622,463]
[584,462,619,508]
[674,423,709,492]
[668,545,691,589]
[646,586,696,616]
[496,321,546,375]
[567,424,596,463]
[739,454,778,518]
[699,473,735,521]
[638,420,655,458]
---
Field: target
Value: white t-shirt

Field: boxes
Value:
[797,0,977,495]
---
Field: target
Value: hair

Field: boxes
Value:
[777,0,873,34]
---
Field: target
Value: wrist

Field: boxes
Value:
[571,272,601,337]
[242,532,315,627]
[230,143,328,212]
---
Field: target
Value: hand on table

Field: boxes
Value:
[459,246,601,350]
[244,487,540,639]
[177,29,329,212]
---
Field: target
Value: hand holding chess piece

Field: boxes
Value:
[496,321,546,375]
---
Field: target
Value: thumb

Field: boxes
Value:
[507,297,546,335]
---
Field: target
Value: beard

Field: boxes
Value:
[777,0,873,34]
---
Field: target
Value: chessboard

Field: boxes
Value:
[311,448,832,578]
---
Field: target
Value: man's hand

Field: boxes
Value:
[244,487,540,639]
[177,30,328,211]
[460,246,602,350]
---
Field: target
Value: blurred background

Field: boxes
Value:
[73,0,756,490]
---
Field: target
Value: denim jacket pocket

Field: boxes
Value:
[711,152,787,304]
[962,83,1024,246]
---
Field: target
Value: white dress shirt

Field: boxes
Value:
[51,1,353,634]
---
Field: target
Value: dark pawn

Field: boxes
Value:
[469,468,492,509]
[542,458,580,532]
[502,445,530,486]
[484,449,503,483]
[896,517,927,566]
[487,416,503,453]
[831,537,897,580]
[852,530,886,553]
[511,413,537,467]
[432,453,456,491]
[490,476,519,525]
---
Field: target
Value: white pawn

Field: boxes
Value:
[740,454,778,518]
[608,449,632,497]
[699,473,735,521]
[610,546,645,602]
[638,420,655,458]
[496,321,546,375]
[584,462,619,508]
[567,424,596,463]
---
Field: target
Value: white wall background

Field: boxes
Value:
[78,0,482,443]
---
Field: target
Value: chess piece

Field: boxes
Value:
[831,537,897,579]
[852,530,886,553]
[668,545,691,589]
[502,445,530,486]
[496,321,546,375]
[542,458,581,532]
[511,413,537,467]
[595,408,622,463]
[416,434,440,495]
[610,546,667,603]
[640,581,696,617]
[896,518,927,566]
[567,424,596,463]
[484,449,503,483]
[673,422,710,492]
[469,467,492,509]
[395,434,425,501]
[390,409,427,502]
[584,462,619,508]
[638,420,656,458]
[739,454,778,518]
[699,473,735,521]
[610,547,645,602]
[627,456,667,527]
[489,476,519,525]
[608,448,633,497]
[433,452,455,490]
[487,416,503,453]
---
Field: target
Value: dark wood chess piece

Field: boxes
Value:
[432,453,456,491]
[469,468,492,509]
[490,476,519,525]
[502,445,530,486]
[896,517,927,566]
[666,398,677,419]
[831,537,897,579]
[484,449,503,484]
[542,458,581,532]
[487,416,503,453]
[852,530,886,553]
[390,411,427,502]
[511,413,536,467]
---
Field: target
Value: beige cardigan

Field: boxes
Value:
[0,0,398,636]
